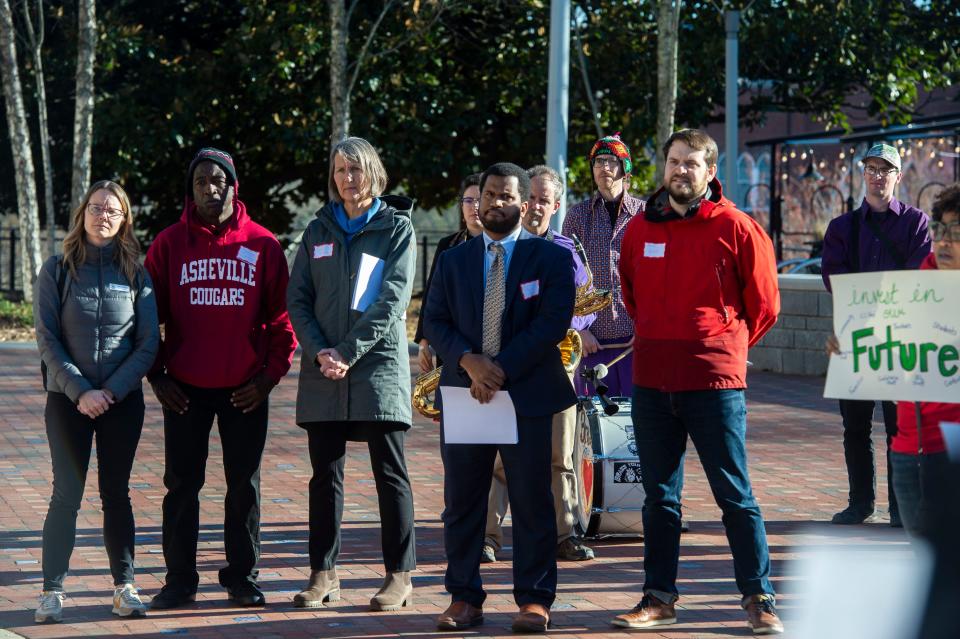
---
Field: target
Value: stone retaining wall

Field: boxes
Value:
[750,274,832,376]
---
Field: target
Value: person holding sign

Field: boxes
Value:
[286,137,417,612]
[821,143,932,527]
[146,148,296,610]
[889,185,960,537]
[423,162,576,633]
[616,129,783,634]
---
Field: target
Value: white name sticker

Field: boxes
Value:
[107,283,130,293]
[313,243,334,259]
[520,279,540,300]
[643,242,666,258]
[237,245,260,265]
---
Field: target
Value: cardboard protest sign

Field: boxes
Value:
[824,270,960,403]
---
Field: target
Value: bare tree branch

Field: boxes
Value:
[345,0,396,100]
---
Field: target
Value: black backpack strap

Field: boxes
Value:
[848,210,861,273]
[862,212,907,269]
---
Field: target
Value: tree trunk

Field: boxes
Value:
[0,0,42,302]
[655,0,681,183]
[71,0,96,210]
[329,0,349,146]
[23,0,57,257]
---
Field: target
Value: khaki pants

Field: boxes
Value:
[484,397,579,549]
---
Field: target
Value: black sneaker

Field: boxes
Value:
[226,582,265,607]
[150,584,197,610]
[830,504,875,525]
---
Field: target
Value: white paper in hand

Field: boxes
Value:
[351,253,385,312]
[439,386,518,444]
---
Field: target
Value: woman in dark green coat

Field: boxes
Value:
[286,137,416,612]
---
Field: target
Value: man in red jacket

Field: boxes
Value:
[613,130,783,635]
[145,148,297,609]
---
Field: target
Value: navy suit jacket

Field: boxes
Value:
[423,233,577,418]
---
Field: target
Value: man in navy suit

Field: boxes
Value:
[423,162,576,633]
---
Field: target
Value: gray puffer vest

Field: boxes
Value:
[34,241,159,403]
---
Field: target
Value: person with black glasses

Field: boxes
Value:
[821,143,932,527]
[416,173,484,374]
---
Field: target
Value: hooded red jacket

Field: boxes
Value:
[145,201,296,388]
[619,179,780,391]
[893,253,958,455]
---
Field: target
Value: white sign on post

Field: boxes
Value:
[824,270,960,403]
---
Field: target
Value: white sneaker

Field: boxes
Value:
[112,583,147,617]
[35,590,65,624]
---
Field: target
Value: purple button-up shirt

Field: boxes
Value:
[820,197,931,292]
[562,191,644,339]
[544,229,595,331]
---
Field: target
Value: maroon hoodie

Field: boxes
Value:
[145,199,296,388]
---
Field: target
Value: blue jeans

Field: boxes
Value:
[631,386,774,603]
[890,451,953,539]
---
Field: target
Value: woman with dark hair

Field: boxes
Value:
[287,137,417,611]
[33,180,159,623]
[415,173,483,373]
[889,184,960,537]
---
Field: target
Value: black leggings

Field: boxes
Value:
[41,390,144,591]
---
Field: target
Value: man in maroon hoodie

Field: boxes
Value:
[145,148,297,609]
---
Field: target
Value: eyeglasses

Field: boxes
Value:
[593,157,620,170]
[86,203,125,220]
[863,165,898,178]
[460,197,480,208]
[930,220,960,242]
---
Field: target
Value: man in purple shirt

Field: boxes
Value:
[820,143,931,526]
[482,165,598,563]
[562,134,643,397]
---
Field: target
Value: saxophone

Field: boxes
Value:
[412,234,611,419]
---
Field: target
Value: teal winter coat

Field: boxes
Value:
[287,195,416,426]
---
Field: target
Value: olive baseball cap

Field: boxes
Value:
[863,143,901,170]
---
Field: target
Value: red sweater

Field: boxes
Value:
[893,253,958,455]
[145,202,296,388]
[619,180,780,391]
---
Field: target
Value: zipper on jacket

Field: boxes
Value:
[96,249,104,383]
[715,260,730,323]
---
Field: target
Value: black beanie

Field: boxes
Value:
[186,147,239,199]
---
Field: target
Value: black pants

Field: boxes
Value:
[305,422,416,572]
[838,398,899,515]
[161,383,268,590]
[441,415,557,608]
[42,390,144,591]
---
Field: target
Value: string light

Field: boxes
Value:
[819,160,826,168]
[938,160,944,168]
[839,151,846,160]
[789,150,797,158]
[800,151,808,160]
[781,172,789,181]
[781,155,788,163]
[917,139,924,147]
[930,151,936,158]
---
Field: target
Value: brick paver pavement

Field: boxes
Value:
[0,344,906,638]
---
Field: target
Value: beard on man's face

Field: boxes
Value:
[480,205,522,234]
[666,175,706,205]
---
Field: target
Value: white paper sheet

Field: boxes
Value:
[940,422,960,462]
[351,253,385,312]
[439,386,518,444]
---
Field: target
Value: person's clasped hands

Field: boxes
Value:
[77,389,114,418]
[459,353,506,404]
[317,348,350,380]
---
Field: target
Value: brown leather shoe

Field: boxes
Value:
[436,601,483,630]
[743,594,784,635]
[511,603,550,633]
[611,594,677,628]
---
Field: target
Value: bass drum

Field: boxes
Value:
[577,397,645,538]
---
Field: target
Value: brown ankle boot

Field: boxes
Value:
[293,569,340,608]
[369,571,413,611]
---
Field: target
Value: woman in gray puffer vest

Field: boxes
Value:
[33,181,158,624]
[287,137,416,612]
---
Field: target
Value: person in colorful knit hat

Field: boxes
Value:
[562,133,643,397]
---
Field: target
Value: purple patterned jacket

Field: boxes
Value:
[561,190,645,340]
